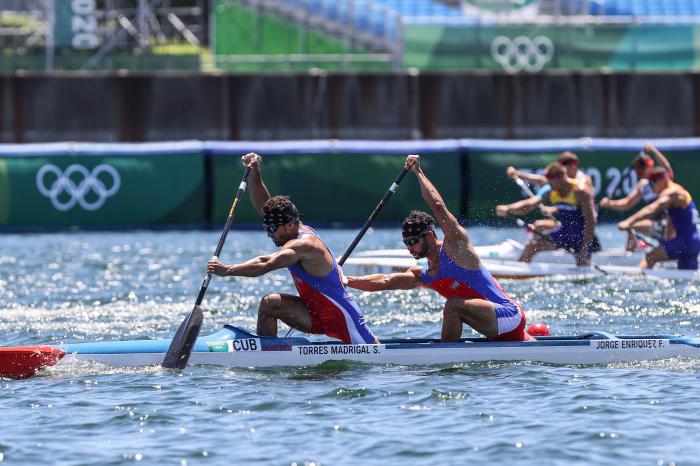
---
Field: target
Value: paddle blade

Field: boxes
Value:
[0,346,65,380]
[162,306,203,369]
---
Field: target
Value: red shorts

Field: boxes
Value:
[298,292,375,344]
[490,306,529,342]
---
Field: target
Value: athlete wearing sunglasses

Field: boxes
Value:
[346,154,534,343]
[402,225,434,247]
[207,153,377,345]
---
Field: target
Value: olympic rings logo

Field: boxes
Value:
[36,163,121,211]
[490,35,555,73]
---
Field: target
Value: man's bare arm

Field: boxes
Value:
[347,267,422,292]
[600,184,642,211]
[619,192,675,228]
[407,155,465,242]
[645,144,674,178]
[506,167,548,186]
[208,247,299,277]
[242,153,272,215]
[496,196,544,217]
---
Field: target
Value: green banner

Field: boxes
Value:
[210,152,462,225]
[1,153,204,228]
[404,24,696,71]
[53,0,101,49]
[466,149,700,222]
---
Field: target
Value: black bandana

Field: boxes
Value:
[403,221,433,237]
[263,211,299,226]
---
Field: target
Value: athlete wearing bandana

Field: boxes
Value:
[207,153,377,344]
[345,155,533,343]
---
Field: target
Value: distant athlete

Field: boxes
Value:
[507,151,595,230]
[505,152,601,252]
[346,155,533,342]
[507,151,595,199]
[207,153,377,344]
[618,167,700,270]
[496,162,597,266]
[600,143,674,250]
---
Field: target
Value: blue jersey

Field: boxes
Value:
[287,227,375,343]
[546,180,593,257]
[663,194,700,269]
[419,248,528,341]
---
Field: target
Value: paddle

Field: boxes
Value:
[515,218,610,275]
[337,167,408,266]
[629,228,659,249]
[512,175,558,222]
[162,166,252,369]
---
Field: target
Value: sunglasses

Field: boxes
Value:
[648,175,665,186]
[263,223,284,234]
[558,159,576,166]
[403,227,432,247]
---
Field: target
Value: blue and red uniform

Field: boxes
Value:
[663,192,700,270]
[288,227,376,344]
[419,248,528,341]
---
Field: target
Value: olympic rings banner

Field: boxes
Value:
[3,140,700,230]
[403,24,695,71]
[0,143,205,228]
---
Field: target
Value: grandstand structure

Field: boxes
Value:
[1,0,700,71]
[0,0,207,70]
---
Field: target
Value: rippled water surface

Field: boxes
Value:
[2,225,700,465]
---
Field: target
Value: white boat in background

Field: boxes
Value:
[482,260,700,281]
[358,240,643,264]
[343,241,698,281]
[344,240,644,276]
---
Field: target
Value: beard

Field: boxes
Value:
[412,243,429,259]
[272,236,286,247]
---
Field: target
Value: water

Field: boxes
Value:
[1,225,700,465]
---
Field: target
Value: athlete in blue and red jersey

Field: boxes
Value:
[346,155,533,342]
[207,153,377,344]
[618,167,700,270]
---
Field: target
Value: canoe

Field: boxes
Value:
[343,240,644,275]
[3,325,700,379]
[481,260,700,281]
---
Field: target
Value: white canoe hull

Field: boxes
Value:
[59,330,700,368]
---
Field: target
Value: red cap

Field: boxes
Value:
[527,322,551,337]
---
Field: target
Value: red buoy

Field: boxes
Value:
[527,322,551,337]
